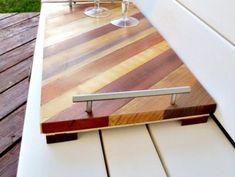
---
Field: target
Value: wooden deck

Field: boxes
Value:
[0,13,39,177]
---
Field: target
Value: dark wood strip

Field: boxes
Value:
[0,15,39,41]
[42,31,162,104]
[0,79,29,121]
[0,40,35,73]
[42,49,183,133]
[0,26,37,55]
[0,105,25,155]
[43,17,150,80]
[0,58,32,93]
[181,116,209,126]
[0,13,17,21]
[163,82,216,119]
[0,13,39,30]
[44,13,144,58]
[0,143,20,177]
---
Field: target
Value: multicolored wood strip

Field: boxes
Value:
[40,3,216,134]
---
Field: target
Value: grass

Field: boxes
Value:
[0,0,40,12]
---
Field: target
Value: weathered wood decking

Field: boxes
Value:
[0,13,39,177]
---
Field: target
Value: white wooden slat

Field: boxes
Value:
[101,125,167,177]
[135,0,235,141]
[177,0,235,46]
[148,119,235,177]
[17,4,107,177]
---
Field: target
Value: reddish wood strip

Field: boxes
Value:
[0,79,29,120]
[0,40,35,73]
[163,82,216,119]
[42,32,163,104]
[44,13,144,58]
[43,14,148,80]
[0,143,20,177]
[0,58,32,93]
[42,49,183,133]
[0,13,38,30]
[0,26,38,55]
[0,105,25,155]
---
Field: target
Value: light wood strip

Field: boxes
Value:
[46,3,119,29]
[102,125,167,177]
[43,18,151,79]
[109,65,215,126]
[41,41,169,122]
[43,17,149,70]
[42,26,155,86]
[42,30,159,104]
[44,5,139,47]
[109,65,196,125]
[42,48,183,133]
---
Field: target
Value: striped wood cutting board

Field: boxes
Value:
[40,3,216,134]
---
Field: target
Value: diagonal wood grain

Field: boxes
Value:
[40,3,216,134]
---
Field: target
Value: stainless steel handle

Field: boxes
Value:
[73,86,191,113]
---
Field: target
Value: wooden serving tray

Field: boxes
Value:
[40,3,216,137]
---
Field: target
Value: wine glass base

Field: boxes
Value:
[84,7,111,18]
[111,16,139,27]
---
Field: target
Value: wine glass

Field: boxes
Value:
[111,0,139,27]
[84,0,111,18]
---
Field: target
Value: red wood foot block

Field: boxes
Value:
[46,133,78,144]
[181,116,209,126]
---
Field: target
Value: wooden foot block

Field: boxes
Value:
[181,116,209,126]
[46,133,78,144]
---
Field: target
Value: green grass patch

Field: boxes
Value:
[0,0,40,12]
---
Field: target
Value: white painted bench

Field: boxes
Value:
[17,1,235,177]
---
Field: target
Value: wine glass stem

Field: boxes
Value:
[94,0,100,10]
[122,0,129,21]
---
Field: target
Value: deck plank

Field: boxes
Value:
[0,57,32,93]
[0,15,39,41]
[0,40,35,73]
[101,126,167,177]
[0,143,21,177]
[0,26,38,55]
[0,13,17,21]
[0,13,38,30]
[148,119,235,177]
[0,12,38,177]
[0,78,29,121]
[0,105,26,155]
